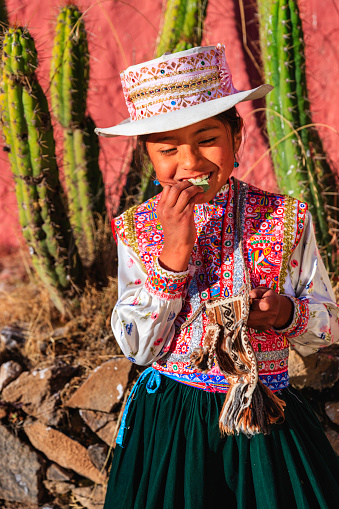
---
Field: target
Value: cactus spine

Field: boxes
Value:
[50,5,105,267]
[257,0,338,277]
[0,27,81,312]
[157,0,207,56]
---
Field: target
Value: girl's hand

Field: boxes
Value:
[247,287,294,331]
[157,181,204,272]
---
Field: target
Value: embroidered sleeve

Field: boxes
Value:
[144,257,189,300]
[111,239,184,366]
[280,211,339,355]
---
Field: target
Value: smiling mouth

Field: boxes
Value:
[187,173,211,191]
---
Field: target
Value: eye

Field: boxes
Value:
[160,147,176,155]
[199,137,216,145]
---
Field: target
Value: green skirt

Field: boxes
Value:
[104,372,339,509]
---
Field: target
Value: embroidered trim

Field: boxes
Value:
[278,296,309,338]
[158,369,289,393]
[123,205,147,273]
[255,347,289,361]
[279,196,295,292]
[130,71,219,103]
[144,257,189,300]
[126,65,217,91]
[134,89,223,114]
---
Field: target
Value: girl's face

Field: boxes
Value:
[146,117,242,203]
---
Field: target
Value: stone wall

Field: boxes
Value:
[0,323,338,508]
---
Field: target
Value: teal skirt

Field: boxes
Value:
[104,372,339,509]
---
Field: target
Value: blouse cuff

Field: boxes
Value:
[274,295,309,338]
[144,257,189,300]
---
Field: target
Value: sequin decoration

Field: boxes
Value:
[114,177,308,393]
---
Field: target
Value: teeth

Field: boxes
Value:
[187,174,210,184]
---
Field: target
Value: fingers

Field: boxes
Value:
[159,181,204,213]
[249,286,271,300]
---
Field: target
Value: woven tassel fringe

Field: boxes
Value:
[190,348,211,373]
[219,379,286,436]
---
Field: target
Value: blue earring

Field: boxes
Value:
[234,155,239,168]
[154,178,160,186]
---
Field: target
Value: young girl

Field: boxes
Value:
[96,45,339,509]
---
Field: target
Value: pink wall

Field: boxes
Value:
[0,0,338,254]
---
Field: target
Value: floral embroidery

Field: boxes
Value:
[167,311,176,321]
[282,297,309,338]
[114,177,311,393]
[125,323,133,335]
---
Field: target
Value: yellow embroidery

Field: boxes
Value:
[125,65,217,91]
[123,206,147,273]
[130,71,220,103]
[279,196,295,292]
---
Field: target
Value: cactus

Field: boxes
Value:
[257,0,338,277]
[0,0,8,38]
[0,27,82,312]
[50,4,105,267]
[157,0,207,56]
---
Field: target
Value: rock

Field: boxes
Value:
[0,361,23,391]
[96,420,118,447]
[0,423,45,505]
[24,420,106,484]
[66,357,132,412]
[79,409,117,446]
[87,444,109,471]
[43,480,75,496]
[289,348,339,390]
[325,428,339,456]
[2,363,78,425]
[0,405,7,419]
[72,485,106,509]
[46,463,74,482]
[0,325,27,350]
[325,401,339,425]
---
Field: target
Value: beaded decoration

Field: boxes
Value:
[120,44,238,121]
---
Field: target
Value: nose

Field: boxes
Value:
[178,144,204,172]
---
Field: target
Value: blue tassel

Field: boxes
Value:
[116,367,161,447]
[154,178,160,186]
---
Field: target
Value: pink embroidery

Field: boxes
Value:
[114,178,308,390]
[120,46,239,122]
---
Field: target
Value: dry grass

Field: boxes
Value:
[0,274,120,370]
[0,216,120,371]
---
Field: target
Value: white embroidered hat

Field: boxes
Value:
[95,44,273,137]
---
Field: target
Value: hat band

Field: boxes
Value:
[131,70,230,121]
[119,45,240,124]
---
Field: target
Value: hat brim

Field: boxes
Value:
[95,84,273,138]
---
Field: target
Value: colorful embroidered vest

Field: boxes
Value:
[114,178,308,393]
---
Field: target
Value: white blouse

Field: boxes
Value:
[112,210,339,366]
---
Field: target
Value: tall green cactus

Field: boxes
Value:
[0,27,82,312]
[157,0,208,56]
[50,4,105,267]
[257,0,338,277]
